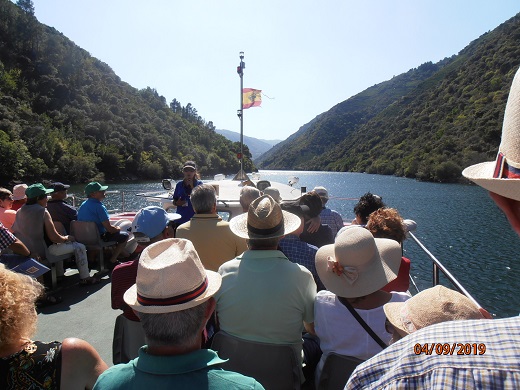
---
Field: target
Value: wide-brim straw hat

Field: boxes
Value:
[124,238,221,314]
[384,285,485,335]
[315,227,401,298]
[462,66,520,201]
[230,194,301,239]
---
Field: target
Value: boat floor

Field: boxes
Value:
[35,268,116,366]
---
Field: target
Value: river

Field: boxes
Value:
[67,170,519,318]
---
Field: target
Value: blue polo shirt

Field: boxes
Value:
[77,198,110,234]
[93,347,264,389]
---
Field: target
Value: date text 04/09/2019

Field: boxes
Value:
[414,343,486,355]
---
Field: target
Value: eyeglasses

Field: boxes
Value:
[385,319,395,334]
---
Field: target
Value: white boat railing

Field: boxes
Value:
[407,231,485,312]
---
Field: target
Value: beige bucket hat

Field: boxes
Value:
[384,285,486,335]
[315,227,401,298]
[230,194,301,239]
[462,66,520,201]
[124,238,221,314]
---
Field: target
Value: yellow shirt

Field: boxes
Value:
[176,214,248,271]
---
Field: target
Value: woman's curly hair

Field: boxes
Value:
[0,264,44,344]
[366,208,406,244]
[353,192,386,225]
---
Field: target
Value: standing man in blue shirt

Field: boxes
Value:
[78,182,129,266]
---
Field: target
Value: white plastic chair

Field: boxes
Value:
[70,221,116,271]
[42,221,71,289]
[211,331,303,390]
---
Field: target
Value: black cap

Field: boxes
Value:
[51,182,70,192]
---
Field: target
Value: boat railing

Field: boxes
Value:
[407,231,485,312]
[69,190,164,213]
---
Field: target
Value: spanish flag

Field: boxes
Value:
[243,88,262,109]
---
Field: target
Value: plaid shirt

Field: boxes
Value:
[346,316,520,389]
[279,235,324,290]
[0,222,16,251]
[320,208,344,237]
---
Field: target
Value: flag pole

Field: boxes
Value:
[233,51,248,181]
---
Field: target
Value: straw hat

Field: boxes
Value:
[230,194,301,239]
[462,66,520,201]
[315,227,401,298]
[384,285,485,335]
[124,238,221,313]
[12,184,28,200]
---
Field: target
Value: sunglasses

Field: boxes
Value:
[1,196,13,201]
[183,168,195,173]
[385,319,395,334]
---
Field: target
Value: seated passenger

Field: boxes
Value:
[11,183,27,211]
[313,226,409,382]
[366,207,411,292]
[239,185,261,213]
[176,184,248,271]
[47,182,77,234]
[298,191,334,248]
[384,285,489,344]
[216,195,316,375]
[0,264,108,389]
[0,187,17,231]
[313,186,344,237]
[352,192,385,225]
[278,204,325,290]
[111,206,179,364]
[12,183,99,285]
[262,186,282,203]
[95,239,263,389]
[77,182,129,266]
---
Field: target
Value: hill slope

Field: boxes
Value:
[257,13,520,182]
[0,0,253,184]
[215,129,280,160]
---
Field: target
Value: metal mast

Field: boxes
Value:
[233,51,249,181]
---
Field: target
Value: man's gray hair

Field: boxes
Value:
[191,184,216,214]
[138,300,209,348]
[240,186,261,212]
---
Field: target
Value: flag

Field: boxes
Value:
[243,88,262,109]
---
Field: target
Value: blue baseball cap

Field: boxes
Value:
[132,206,181,242]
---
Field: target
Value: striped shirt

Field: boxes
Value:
[320,208,344,237]
[346,316,520,389]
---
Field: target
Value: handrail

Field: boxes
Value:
[407,231,485,311]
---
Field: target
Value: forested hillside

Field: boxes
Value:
[0,0,253,184]
[215,129,280,160]
[257,13,520,182]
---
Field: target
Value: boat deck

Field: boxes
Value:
[35,270,116,365]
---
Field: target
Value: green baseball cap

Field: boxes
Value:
[26,183,54,199]
[85,181,108,196]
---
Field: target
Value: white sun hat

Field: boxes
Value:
[462,66,520,201]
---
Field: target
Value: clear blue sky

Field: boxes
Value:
[32,0,520,141]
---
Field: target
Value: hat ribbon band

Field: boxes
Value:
[137,277,208,306]
[247,219,284,236]
[493,152,520,179]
